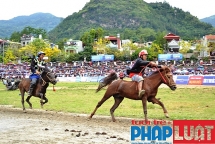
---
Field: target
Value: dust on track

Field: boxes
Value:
[0,105,135,144]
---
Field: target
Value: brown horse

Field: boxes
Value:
[18,67,57,112]
[89,66,177,122]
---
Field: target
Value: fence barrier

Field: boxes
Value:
[58,75,215,86]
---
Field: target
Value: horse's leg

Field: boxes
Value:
[149,97,169,118]
[142,96,148,122]
[88,93,113,120]
[40,93,44,108]
[41,95,48,108]
[26,96,32,109]
[21,91,26,112]
[110,96,124,122]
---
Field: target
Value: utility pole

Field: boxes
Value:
[174,9,177,35]
[2,41,4,65]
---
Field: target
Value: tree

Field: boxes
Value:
[179,40,191,58]
[122,41,138,51]
[131,48,145,60]
[80,28,105,47]
[195,42,208,57]
[153,31,167,50]
[208,42,215,56]
[56,38,68,50]
[10,31,21,42]
[146,43,163,61]
[9,26,47,42]
[93,38,109,54]
[19,38,61,62]
[65,53,79,62]
[3,48,17,64]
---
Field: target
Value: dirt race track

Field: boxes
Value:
[1,85,212,144]
[0,105,143,144]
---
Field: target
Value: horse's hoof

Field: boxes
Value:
[87,117,92,121]
[112,119,116,122]
[23,110,27,113]
[165,113,169,118]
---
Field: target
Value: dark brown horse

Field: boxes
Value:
[18,67,57,112]
[89,66,177,122]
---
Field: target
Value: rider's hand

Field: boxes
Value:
[150,61,157,67]
[161,65,165,69]
[36,70,40,75]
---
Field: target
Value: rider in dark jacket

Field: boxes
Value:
[28,51,46,96]
[128,50,162,98]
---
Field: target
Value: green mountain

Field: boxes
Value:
[48,0,215,42]
[200,15,215,27]
[0,12,63,38]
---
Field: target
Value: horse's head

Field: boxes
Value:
[160,66,177,91]
[41,66,58,85]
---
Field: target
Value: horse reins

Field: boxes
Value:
[139,63,167,84]
[155,66,167,84]
[40,72,56,91]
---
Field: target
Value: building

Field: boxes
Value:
[105,34,121,50]
[64,39,83,54]
[20,34,34,46]
[164,33,180,53]
[202,35,215,57]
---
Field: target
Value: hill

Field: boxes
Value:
[0,12,63,38]
[200,15,215,27]
[48,0,215,42]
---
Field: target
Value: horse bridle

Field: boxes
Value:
[156,66,175,87]
[40,72,56,86]
[140,64,175,87]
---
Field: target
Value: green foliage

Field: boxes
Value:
[0,55,3,63]
[3,48,17,64]
[153,31,167,50]
[131,48,144,60]
[146,43,164,61]
[187,49,193,53]
[9,26,47,42]
[10,31,21,42]
[65,53,80,62]
[189,55,198,62]
[179,40,191,55]
[19,38,61,62]
[56,38,68,50]
[81,28,105,47]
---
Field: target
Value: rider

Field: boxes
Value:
[28,51,46,96]
[128,49,161,98]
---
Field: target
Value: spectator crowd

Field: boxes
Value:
[0,61,215,80]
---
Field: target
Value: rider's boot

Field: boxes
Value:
[138,80,145,98]
[28,83,34,96]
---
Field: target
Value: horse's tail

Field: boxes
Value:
[96,72,118,93]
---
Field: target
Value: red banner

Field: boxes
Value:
[173,120,215,143]
[188,76,204,85]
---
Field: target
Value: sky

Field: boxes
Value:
[0,0,214,20]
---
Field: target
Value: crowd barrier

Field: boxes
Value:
[174,75,215,86]
[58,75,215,86]
[58,76,105,82]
